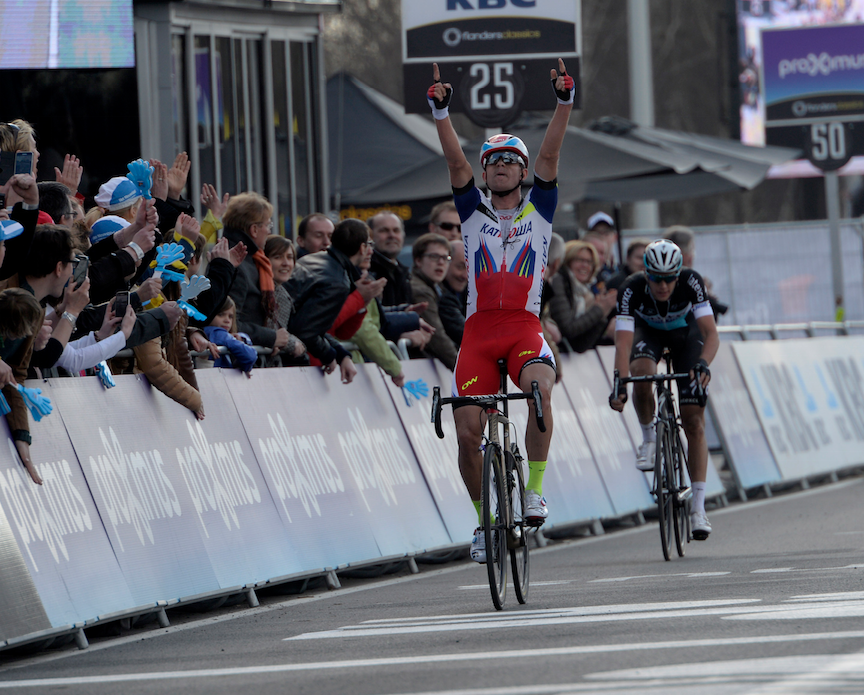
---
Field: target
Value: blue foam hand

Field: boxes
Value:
[159,268,186,284]
[401,386,414,407]
[0,392,10,416]
[155,243,185,269]
[405,379,429,400]
[126,158,154,200]
[177,300,206,321]
[16,385,53,421]
[181,275,211,302]
[95,361,116,389]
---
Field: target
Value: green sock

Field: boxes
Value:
[526,460,547,495]
[472,500,483,527]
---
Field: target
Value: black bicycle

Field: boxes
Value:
[613,352,700,561]
[432,360,545,610]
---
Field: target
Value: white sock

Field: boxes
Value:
[641,420,656,443]
[692,481,707,515]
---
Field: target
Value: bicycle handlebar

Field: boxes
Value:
[431,383,546,439]
[612,369,707,407]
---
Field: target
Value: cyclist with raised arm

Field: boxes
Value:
[609,239,719,540]
[428,59,574,563]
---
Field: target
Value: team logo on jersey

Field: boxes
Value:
[478,222,500,238]
[635,340,647,351]
[518,350,536,357]
[462,376,479,391]
[475,238,498,275]
[508,240,535,278]
[514,202,536,224]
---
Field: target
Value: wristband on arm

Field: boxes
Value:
[427,81,453,121]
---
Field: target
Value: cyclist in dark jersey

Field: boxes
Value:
[609,239,718,539]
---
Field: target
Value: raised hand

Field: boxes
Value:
[149,159,169,200]
[167,152,191,199]
[550,58,575,104]
[54,154,83,196]
[201,183,229,219]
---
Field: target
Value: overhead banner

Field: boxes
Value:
[733,337,864,480]
[402,0,581,124]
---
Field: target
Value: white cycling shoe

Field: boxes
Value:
[691,511,712,540]
[470,527,486,563]
[636,441,656,471]
[525,490,548,526]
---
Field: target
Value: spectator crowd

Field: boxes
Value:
[1,118,711,487]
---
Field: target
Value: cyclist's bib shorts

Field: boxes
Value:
[631,322,705,406]
[452,309,556,399]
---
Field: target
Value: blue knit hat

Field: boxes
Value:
[95,177,142,211]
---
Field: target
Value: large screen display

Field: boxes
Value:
[738,1,863,145]
[0,0,134,69]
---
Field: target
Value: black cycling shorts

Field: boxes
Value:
[630,321,706,406]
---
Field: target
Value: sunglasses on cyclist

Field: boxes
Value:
[484,151,525,167]
[646,272,679,284]
[436,221,461,232]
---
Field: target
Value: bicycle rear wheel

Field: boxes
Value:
[655,420,673,561]
[483,443,508,610]
[507,445,529,605]
[671,427,690,557]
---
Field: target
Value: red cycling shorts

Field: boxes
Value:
[452,309,556,397]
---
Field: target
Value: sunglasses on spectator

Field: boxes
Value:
[485,151,525,167]
[436,221,461,232]
[1,122,20,137]
[423,253,451,263]
[646,272,678,284]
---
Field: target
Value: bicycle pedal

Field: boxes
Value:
[524,517,545,528]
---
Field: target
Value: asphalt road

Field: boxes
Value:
[2,478,864,694]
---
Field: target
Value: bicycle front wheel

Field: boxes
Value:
[483,443,508,610]
[671,426,690,557]
[655,420,673,561]
[507,445,529,604]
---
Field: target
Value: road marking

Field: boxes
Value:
[591,571,730,582]
[752,564,862,574]
[286,599,763,639]
[2,634,864,688]
[458,580,573,590]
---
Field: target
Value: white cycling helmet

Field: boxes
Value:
[479,134,529,169]
[643,239,683,277]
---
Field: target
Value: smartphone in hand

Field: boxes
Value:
[72,255,89,289]
[14,151,33,176]
[113,291,129,318]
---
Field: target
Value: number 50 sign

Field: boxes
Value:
[401,0,582,127]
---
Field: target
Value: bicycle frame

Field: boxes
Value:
[431,361,545,609]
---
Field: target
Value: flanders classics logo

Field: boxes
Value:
[518,350,536,357]
[462,376,479,391]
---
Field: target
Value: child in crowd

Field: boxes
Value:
[204,296,257,376]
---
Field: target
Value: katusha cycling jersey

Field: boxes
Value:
[452,176,557,319]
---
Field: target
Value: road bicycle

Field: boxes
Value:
[614,351,701,561]
[432,359,545,610]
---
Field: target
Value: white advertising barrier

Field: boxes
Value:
[311,363,452,557]
[49,376,222,605]
[150,369,307,588]
[224,366,383,570]
[557,353,654,516]
[733,337,864,480]
[708,344,781,490]
[0,378,138,631]
[381,359,476,544]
